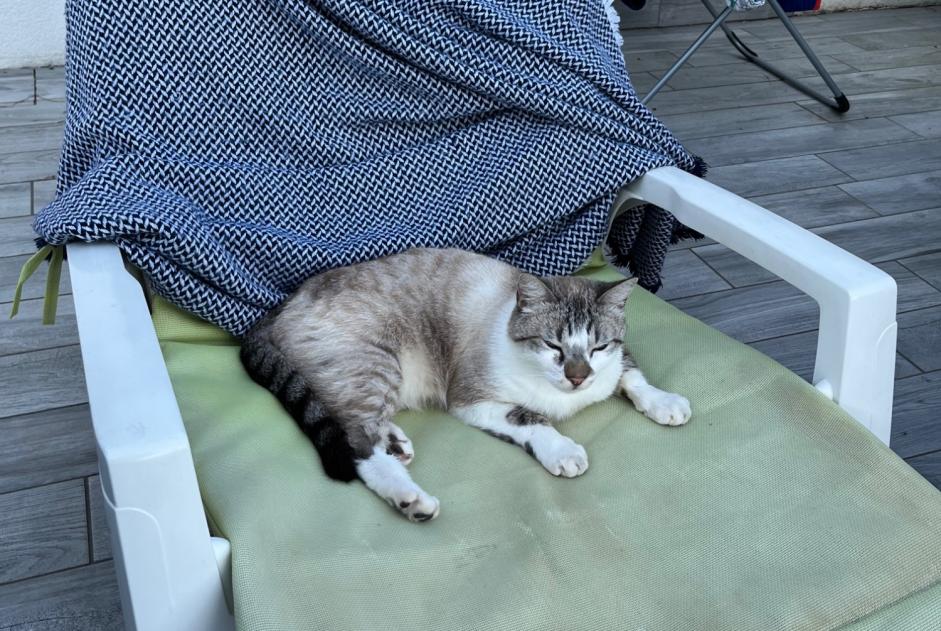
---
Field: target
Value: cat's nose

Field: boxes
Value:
[565,361,591,388]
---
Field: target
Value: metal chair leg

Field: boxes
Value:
[639,0,850,112]
[641,5,734,104]
[700,0,850,112]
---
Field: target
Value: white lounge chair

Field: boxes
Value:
[69,167,910,630]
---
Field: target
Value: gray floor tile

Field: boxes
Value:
[0,100,66,128]
[621,22,717,53]
[900,252,941,291]
[685,117,917,167]
[632,71,664,95]
[839,170,941,216]
[907,450,941,489]
[0,215,42,257]
[622,49,679,73]
[0,69,34,107]
[0,295,78,357]
[747,185,878,229]
[821,140,941,183]
[815,208,941,263]
[87,475,113,562]
[835,46,941,72]
[897,307,941,373]
[655,55,856,92]
[749,329,919,382]
[645,79,807,115]
[0,253,72,303]
[685,36,866,67]
[695,231,941,308]
[35,67,65,103]
[842,26,941,52]
[0,148,61,185]
[0,479,88,584]
[896,354,923,379]
[0,182,30,218]
[799,63,941,98]
[33,178,58,212]
[747,55,856,80]
[0,561,123,630]
[668,280,817,343]
[799,85,941,122]
[891,371,941,458]
[0,123,64,154]
[0,346,88,419]
[655,249,731,300]
[650,62,773,91]
[890,110,941,138]
[0,405,97,495]
[659,102,826,141]
[706,154,852,197]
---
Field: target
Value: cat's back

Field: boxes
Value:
[298,248,516,304]
[281,248,517,333]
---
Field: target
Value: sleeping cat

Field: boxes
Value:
[240,248,691,522]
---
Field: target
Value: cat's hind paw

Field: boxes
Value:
[635,389,691,427]
[533,436,589,478]
[383,423,414,465]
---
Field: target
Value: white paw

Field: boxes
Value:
[382,423,414,465]
[634,389,691,426]
[391,488,440,523]
[533,435,589,478]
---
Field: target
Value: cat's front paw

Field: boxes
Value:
[634,389,691,426]
[393,488,440,523]
[533,436,589,478]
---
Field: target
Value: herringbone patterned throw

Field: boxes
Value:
[34,0,703,335]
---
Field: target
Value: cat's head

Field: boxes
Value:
[508,274,636,393]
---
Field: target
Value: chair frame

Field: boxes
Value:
[68,166,897,631]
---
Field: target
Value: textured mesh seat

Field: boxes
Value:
[152,264,941,631]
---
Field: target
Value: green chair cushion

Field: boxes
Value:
[153,264,941,631]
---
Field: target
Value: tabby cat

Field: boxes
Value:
[240,248,691,522]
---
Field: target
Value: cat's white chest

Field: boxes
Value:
[498,366,621,420]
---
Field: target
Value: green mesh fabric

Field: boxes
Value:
[153,265,941,631]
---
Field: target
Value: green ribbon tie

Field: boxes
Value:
[9,245,65,325]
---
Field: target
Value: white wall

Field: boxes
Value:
[0,0,65,69]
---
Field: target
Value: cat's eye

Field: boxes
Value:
[590,342,610,356]
[543,340,562,354]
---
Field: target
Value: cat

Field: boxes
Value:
[240,248,691,522]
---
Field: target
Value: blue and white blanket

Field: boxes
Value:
[34,0,703,335]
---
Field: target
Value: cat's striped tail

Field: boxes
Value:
[239,313,359,482]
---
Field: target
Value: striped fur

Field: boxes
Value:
[240,309,361,481]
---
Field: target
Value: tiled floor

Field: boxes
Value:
[1,5,940,627]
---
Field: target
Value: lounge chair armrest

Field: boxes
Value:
[619,166,897,445]
[68,242,232,631]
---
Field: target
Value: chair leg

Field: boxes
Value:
[641,5,735,105]
[640,0,850,112]
[702,0,850,112]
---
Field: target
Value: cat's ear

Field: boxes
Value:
[596,278,637,310]
[516,274,552,313]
